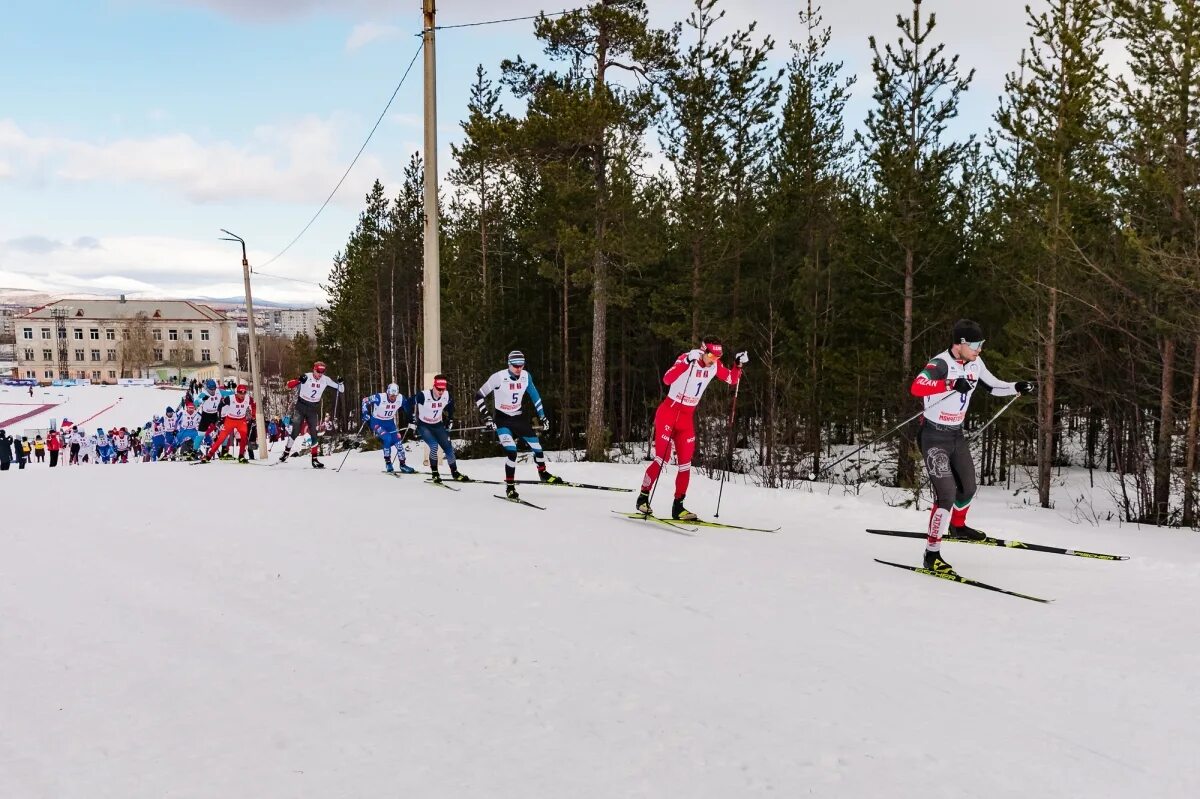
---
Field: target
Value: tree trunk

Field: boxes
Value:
[691,235,702,343]
[562,260,570,442]
[1182,336,1200,527]
[1038,285,1058,508]
[1153,336,1176,524]
[897,245,915,487]
[585,20,610,461]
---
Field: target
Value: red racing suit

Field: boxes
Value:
[207,393,256,459]
[640,351,741,498]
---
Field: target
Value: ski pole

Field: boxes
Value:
[715,378,742,518]
[334,419,368,472]
[809,391,958,480]
[967,394,1021,441]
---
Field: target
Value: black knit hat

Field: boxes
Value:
[952,319,984,345]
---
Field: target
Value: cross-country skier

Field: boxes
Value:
[94,428,111,464]
[279,361,344,468]
[909,319,1035,575]
[361,382,414,474]
[175,399,204,460]
[149,416,167,461]
[409,374,470,483]
[162,406,178,459]
[196,379,227,438]
[635,337,748,521]
[475,350,559,500]
[113,428,130,463]
[202,382,256,463]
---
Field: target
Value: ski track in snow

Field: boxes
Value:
[1,388,1199,798]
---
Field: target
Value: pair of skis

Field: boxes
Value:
[868,528,1129,604]
[491,477,634,510]
[616,511,780,534]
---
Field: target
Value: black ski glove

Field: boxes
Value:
[1015,381,1035,395]
[952,377,972,394]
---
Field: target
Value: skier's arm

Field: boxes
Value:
[911,359,952,397]
[715,361,743,386]
[662,352,694,385]
[444,395,456,427]
[361,395,374,421]
[286,374,306,390]
[526,377,545,419]
[976,360,1018,397]
[475,375,497,418]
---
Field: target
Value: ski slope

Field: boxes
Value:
[1,451,1197,798]
[0,384,186,433]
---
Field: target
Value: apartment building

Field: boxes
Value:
[15,298,238,383]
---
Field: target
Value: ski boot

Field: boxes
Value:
[430,472,443,484]
[635,492,652,515]
[279,450,290,463]
[385,461,395,473]
[539,470,563,484]
[238,455,249,464]
[949,524,986,542]
[311,456,325,469]
[923,549,956,576]
[397,463,416,474]
[671,496,698,522]
[505,482,520,501]
[452,470,472,483]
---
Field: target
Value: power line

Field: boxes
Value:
[256,41,424,271]
[254,7,585,283]
[251,270,323,288]
[432,8,584,31]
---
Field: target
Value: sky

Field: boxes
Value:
[0,0,1035,306]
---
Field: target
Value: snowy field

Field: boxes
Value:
[0,383,186,434]
[2,400,1199,797]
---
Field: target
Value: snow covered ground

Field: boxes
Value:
[0,384,185,434]
[2,430,1199,797]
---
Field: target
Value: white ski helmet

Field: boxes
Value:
[386,382,400,397]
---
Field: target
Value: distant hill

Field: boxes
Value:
[0,288,320,311]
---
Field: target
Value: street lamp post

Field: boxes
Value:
[219,229,270,459]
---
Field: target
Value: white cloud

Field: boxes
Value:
[0,117,388,206]
[346,22,403,51]
[0,160,11,179]
[0,233,328,305]
[168,0,400,22]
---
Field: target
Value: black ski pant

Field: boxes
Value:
[918,423,976,514]
[287,399,322,455]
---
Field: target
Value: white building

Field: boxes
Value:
[16,298,238,384]
[273,308,321,339]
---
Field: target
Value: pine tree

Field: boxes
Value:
[1113,0,1200,524]
[502,0,675,460]
[857,0,974,487]
[764,0,855,476]
[994,0,1113,509]
[661,0,733,343]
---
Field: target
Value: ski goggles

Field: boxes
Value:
[962,339,985,351]
[508,361,525,370]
